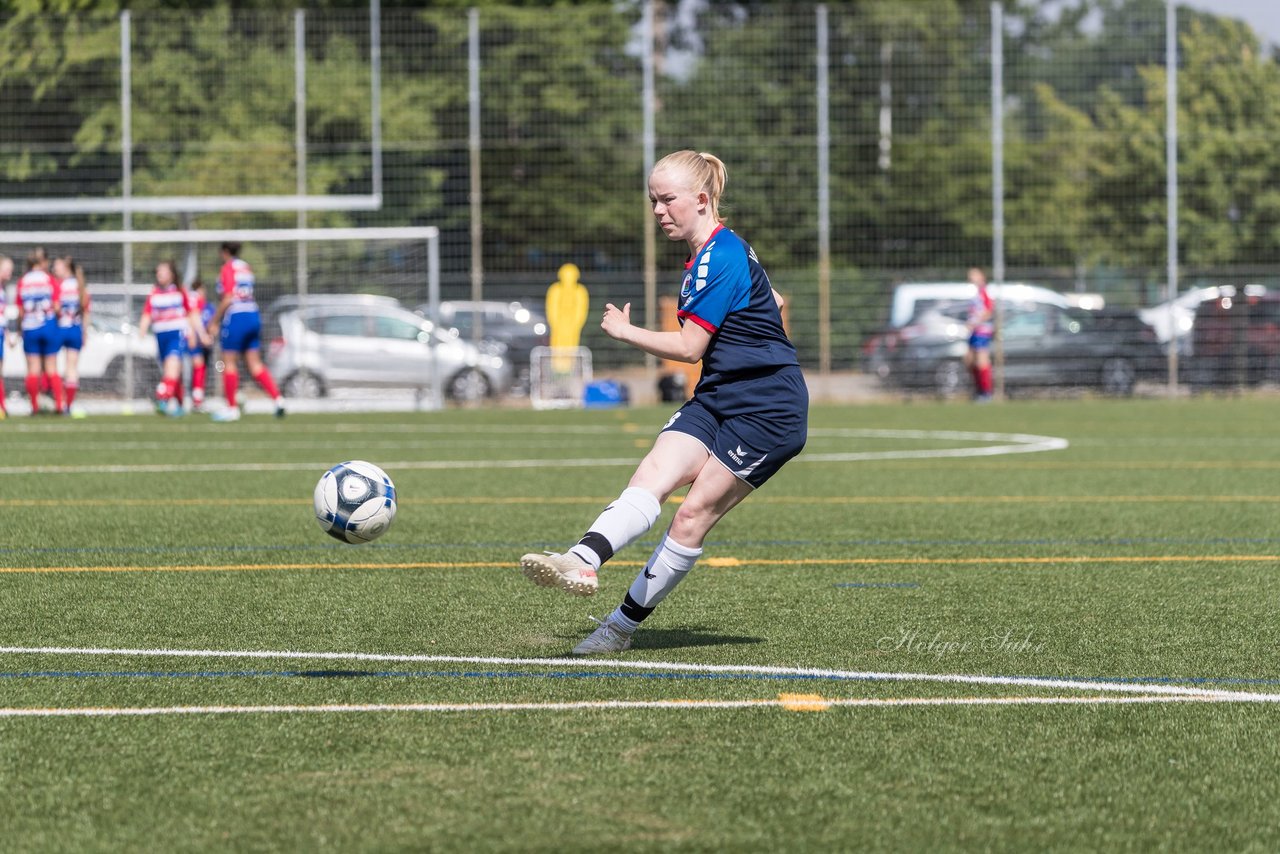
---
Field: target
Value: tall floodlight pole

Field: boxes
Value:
[121,10,135,402]
[990,2,1005,400]
[296,9,308,304]
[468,8,484,340]
[816,5,832,376]
[642,0,657,376]
[1166,0,1179,394]
[370,0,382,200]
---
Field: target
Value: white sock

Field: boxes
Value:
[568,486,661,570]
[610,534,702,633]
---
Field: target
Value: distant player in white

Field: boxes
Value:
[520,151,808,655]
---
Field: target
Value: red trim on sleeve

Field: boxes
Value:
[677,309,717,334]
[219,261,235,296]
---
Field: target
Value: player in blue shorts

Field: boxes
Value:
[964,266,994,401]
[52,255,88,414]
[520,150,808,655]
[186,280,214,411]
[138,260,198,416]
[16,247,64,415]
[0,254,11,418]
[208,242,283,421]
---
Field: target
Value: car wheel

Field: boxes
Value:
[283,370,325,399]
[934,360,964,398]
[447,368,490,402]
[1100,358,1136,396]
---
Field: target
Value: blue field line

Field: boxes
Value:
[4,668,1280,689]
[2,535,1278,559]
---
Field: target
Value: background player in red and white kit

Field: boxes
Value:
[52,255,89,414]
[16,247,64,415]
[186,279,214,412]
[964,266,995,402]
[207,242,283,421]
[520,150,808,655]
[138,260,199,416]
[0,254,12,418]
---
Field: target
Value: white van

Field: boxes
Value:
[887,282,1082,328]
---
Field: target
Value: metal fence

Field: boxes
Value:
[2,1,1278,401]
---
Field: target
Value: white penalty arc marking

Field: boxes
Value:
[0,429,1067,475]
[801,429,1068,461]
[0,646,1272,703]
[0,694,1237,719]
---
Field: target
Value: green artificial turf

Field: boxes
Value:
[0,396,1278,851]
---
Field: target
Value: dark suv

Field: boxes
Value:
[1185,287,1280,388]
[887,299,1165,397]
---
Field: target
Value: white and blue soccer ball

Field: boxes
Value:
[314,461,397,544]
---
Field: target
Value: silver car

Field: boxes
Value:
[267,300,512,402]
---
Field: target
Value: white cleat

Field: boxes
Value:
[211,406,241,423]
[520,551,598,597]
[572,615,633,656]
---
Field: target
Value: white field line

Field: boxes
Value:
[0,429,1068,475]
[0,694,1240,719]
[0,458,643,475]
[2,423,620,436]
[0,646,1272,703]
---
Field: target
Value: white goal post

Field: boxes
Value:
[0,226,442,407]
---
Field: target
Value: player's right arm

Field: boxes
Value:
[137,292,153,337]
[209,263,235,329]
[602,302,711,364]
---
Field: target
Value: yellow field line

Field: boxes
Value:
[1,554,1275,574]
[3,494,1279,508]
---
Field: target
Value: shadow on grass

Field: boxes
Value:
[556,625,764,652]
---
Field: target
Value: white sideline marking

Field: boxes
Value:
[0,694,1236,718]
[0,429,1067,475]
[0,646,1272,703]
[0,458,643,475]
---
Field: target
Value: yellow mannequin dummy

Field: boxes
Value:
[546,263,589,370]
[547,263,588,349]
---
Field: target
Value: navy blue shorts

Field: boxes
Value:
[156,329,186,361]
[22,323,61,358]
[660,366,808,489]
[221,310,261,354]
[60,324,83,351]
[969,332,992,349]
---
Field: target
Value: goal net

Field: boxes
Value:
[0,226,444,409]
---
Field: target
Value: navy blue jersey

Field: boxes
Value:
[677,225,799,391]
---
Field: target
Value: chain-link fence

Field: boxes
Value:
[2,1,1278,402]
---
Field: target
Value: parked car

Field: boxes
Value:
[3,312,161,397]
[864,282,1078,379]
[266,301,512,402]
[262,292,406,340]
[1184,288,1280,388]
[415,300,548,392]
[885,298,1163,397]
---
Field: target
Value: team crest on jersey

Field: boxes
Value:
[680,272,693,299]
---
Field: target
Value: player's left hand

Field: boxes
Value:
[601,302,631,341]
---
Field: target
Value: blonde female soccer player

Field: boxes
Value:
[521,150,808,655]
